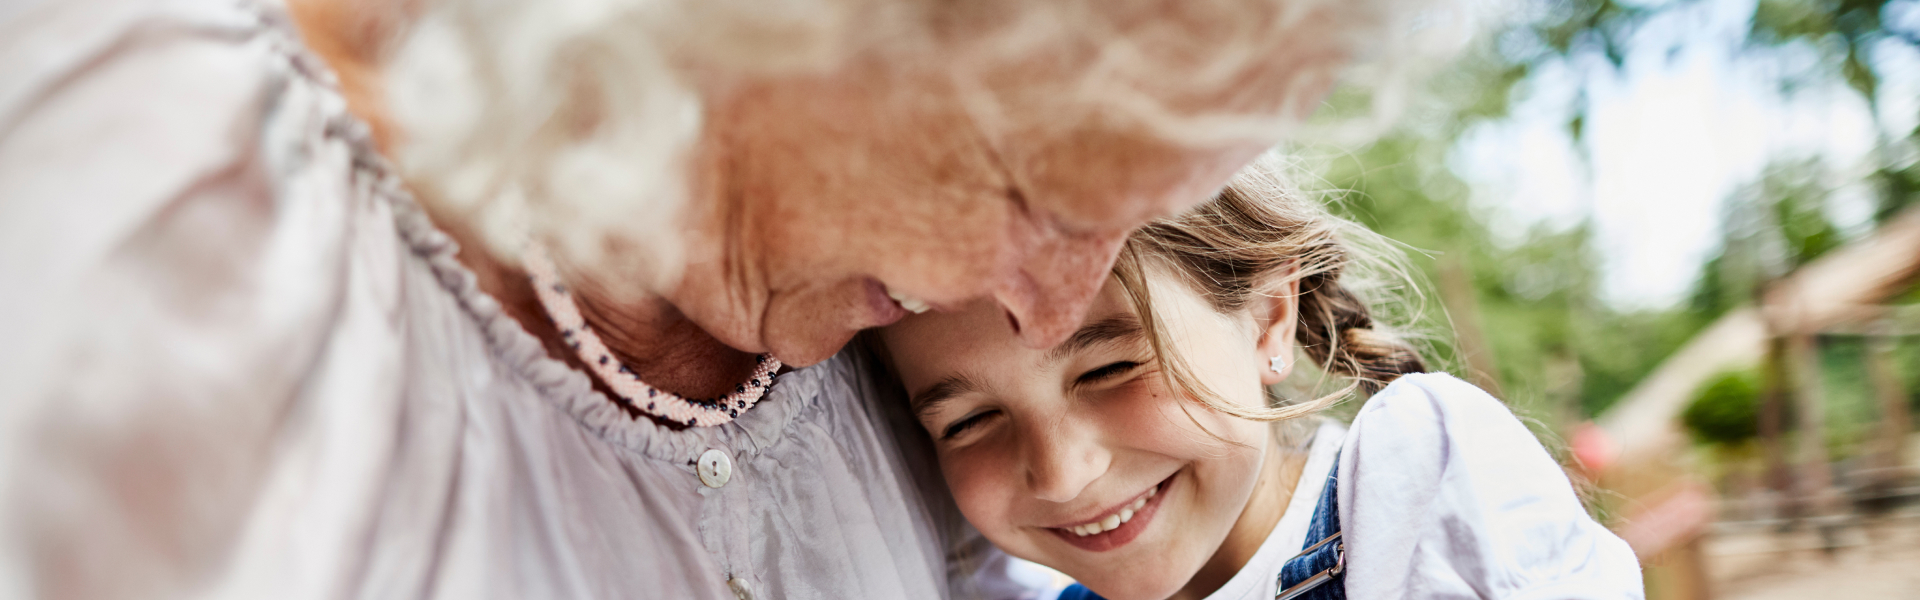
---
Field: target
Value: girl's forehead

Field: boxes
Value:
[883,280,1138,383]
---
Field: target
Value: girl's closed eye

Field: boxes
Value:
[940,409,1001,440]
[936,360,1147,441]
[1076,361,1141,384]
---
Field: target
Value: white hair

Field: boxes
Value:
[383,0,1486,294]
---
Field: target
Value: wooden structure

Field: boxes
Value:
[1588,205,1920,599]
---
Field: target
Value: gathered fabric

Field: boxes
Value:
[0,0,1031,598]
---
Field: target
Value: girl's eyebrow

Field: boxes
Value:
[1042,314,1143,366]
[910,315,1141,420]
[910,373,984,421]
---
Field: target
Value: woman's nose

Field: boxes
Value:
[1024,419,1111,504]
[992,227,1129,349]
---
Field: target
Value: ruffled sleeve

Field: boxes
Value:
[1338,374,1644,599]
[0,1,364,596]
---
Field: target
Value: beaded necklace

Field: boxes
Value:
[522,245,782,427]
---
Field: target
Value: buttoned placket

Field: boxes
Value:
[694,443,759,600]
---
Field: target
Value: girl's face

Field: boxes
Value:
[880,272,1297,600]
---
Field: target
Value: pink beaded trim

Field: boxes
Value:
[522,245,782,427]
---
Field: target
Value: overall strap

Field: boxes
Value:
[1275,455,1345,600]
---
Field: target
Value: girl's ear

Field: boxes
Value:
[1251,266,1302,386]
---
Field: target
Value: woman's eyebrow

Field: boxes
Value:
[910,374,983,420]
[1043,314,1143,365]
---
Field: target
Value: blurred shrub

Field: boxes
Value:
[1682,370,1765,446]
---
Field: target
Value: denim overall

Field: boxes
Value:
[1054,458,1345,600]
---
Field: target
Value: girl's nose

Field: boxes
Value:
[1023,419,1111,504]
[992,227,1129,349]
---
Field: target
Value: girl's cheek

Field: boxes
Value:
[940,448,1017,536]
[1109,387,1263,465]
[1102,378,1223,453]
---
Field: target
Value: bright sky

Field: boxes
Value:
[1450,0,1918,309]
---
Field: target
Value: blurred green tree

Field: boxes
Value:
[1682,369,1768,445]
[1305,0,1917,429]
[1689,158,1848,320]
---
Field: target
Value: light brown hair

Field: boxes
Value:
[1114,156,1428,422]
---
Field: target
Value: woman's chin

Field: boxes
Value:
[760,326,859,368]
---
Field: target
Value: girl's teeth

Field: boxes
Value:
[885,289,931,314]
[1070,487,1159,537]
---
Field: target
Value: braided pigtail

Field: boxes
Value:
[1115,154,1427,422]
[1293,269,1427,395]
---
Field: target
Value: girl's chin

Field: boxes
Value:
[1067,571,1189,600]
[1056,548,1197,600]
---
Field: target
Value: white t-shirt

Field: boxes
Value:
[1199,419,1347,600]
[1203,373,1644,600]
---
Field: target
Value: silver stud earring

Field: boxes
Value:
[1269,355,1289,374]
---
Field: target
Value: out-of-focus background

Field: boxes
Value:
[1299,0,1920,597]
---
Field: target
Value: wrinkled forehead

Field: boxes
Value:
[926,0,1355,136]
[899,4,1353,229]
[993,126,1270,233]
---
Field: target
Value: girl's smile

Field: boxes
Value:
[1046,472,1173,552]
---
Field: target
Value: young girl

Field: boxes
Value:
[876,160,1644,600]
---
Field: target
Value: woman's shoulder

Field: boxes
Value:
[0,0,351,298]
[0,0,426,468]
[1,0,381,368]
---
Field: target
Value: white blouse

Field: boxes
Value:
[1202,374,1644,600]
[0,1,1029,599]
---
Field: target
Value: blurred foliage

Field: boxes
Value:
[1748,0,1905,102]
[1689,159,1847,319]
[1316,131,1695,419]
[1682,370,1766,445]
[1306,0,1920,427]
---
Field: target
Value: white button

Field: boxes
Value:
[727,576,754,600]
[697,449,732,488]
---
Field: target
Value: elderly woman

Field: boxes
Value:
[0,0,1447,598]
